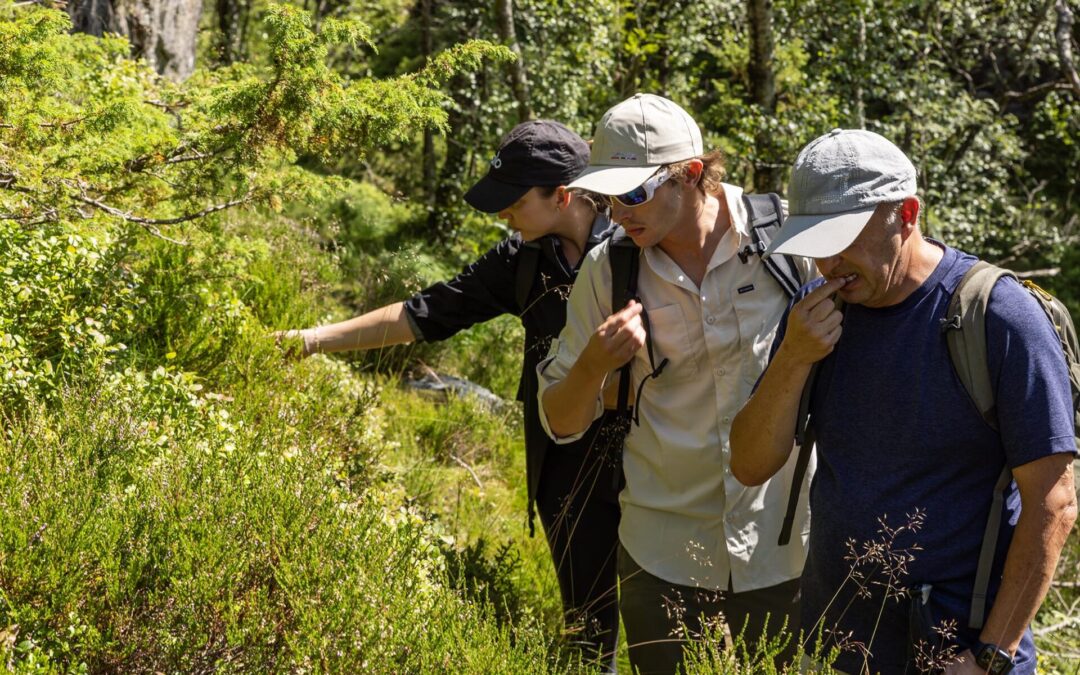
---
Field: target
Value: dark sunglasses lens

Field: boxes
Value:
[615,186,648,207]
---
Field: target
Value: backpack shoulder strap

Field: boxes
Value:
[941,260,1019,629]
[942,260,1015,429]
[742,193,803,298]
[515,240,543,314]
[779,297,845,546]
[969,466,1013,630]
[608,228,640,415]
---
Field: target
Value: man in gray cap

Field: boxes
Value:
[731,129,1077,674]
[536,93,816,673]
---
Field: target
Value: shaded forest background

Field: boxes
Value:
[1,0,1079,672]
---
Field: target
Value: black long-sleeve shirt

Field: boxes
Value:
[404,214,623,524]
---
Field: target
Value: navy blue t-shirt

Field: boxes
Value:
[772,243,1075,674]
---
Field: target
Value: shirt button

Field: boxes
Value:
[722,416,731,424]
[714,367,725,376]
[705,315,716,325]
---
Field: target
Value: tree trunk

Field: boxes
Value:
[427,77,472,241]
[747,0,780,193]
[494,0,532,122]
[214,0,250,66]
[68,0,203,81]
[1055,0,1080,98]
[420,0,438,206]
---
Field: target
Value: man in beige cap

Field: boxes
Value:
[731,129,1076,675]
[536,93,816,673]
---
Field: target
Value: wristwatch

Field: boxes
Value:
[973,641,1014,675]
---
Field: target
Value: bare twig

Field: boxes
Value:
[144,99,186,130]
[1033,615,1080,637]
[450,454,484,490]
[1004,80,1075,101]
[71,190,254,227]
[1013,267,1061,279]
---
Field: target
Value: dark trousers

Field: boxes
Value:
[618,545,800,675]
[535,447,622,672]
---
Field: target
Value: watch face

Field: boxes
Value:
[975,644,1013,675]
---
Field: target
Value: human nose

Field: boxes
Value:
[609,200,632,224]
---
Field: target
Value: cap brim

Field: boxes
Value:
[764,207,877,258]
[567,164,660,196]
[464,174,531,213]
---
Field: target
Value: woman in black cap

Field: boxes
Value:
[278,120,623,669]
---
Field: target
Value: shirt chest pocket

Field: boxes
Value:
[732,284,787,386]
[639,303,700,384]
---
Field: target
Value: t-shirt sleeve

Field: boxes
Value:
[985,277,1077,468]
[403,238,520,342]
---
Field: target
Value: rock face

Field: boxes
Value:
[68,0,203,81]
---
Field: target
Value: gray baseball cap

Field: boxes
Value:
[568,93,703,195]
[765,129,917,259]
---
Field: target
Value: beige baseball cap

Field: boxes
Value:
[568,93,704,195]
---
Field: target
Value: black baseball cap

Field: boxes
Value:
[464,120,590,213]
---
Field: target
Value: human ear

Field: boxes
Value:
[900,196,919,226]
[685,159,704,183]
[555,185,572,209]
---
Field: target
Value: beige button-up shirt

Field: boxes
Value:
[537,183,817,592]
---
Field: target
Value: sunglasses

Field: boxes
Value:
[610,168,671,207]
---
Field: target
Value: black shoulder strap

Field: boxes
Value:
[779,297,845,546]
[742,193,803,298]
[515,240,542,314]
[609,228,640,415]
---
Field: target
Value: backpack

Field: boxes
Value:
[783,259,1080,630]
[608,192,805,425]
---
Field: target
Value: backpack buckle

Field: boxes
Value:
[940,314,962,332]
[737,241,766,264]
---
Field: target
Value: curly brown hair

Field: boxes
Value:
[666,149,728,195]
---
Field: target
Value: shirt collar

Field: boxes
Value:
[719,182,751,238]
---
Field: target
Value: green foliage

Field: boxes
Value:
[0,359,557,672]
[0,4,557,671]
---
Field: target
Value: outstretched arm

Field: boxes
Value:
[277,301,415,357]
[730,276,849,486]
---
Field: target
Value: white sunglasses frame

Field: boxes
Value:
[609,168,672,208]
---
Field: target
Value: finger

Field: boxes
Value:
[807,296,843,323]
[615,298,645,320]
[599,307,644,338]
[604,320,646,357]
[799,276,850,312]
[817,310,844,334]
[824,323,843,346]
